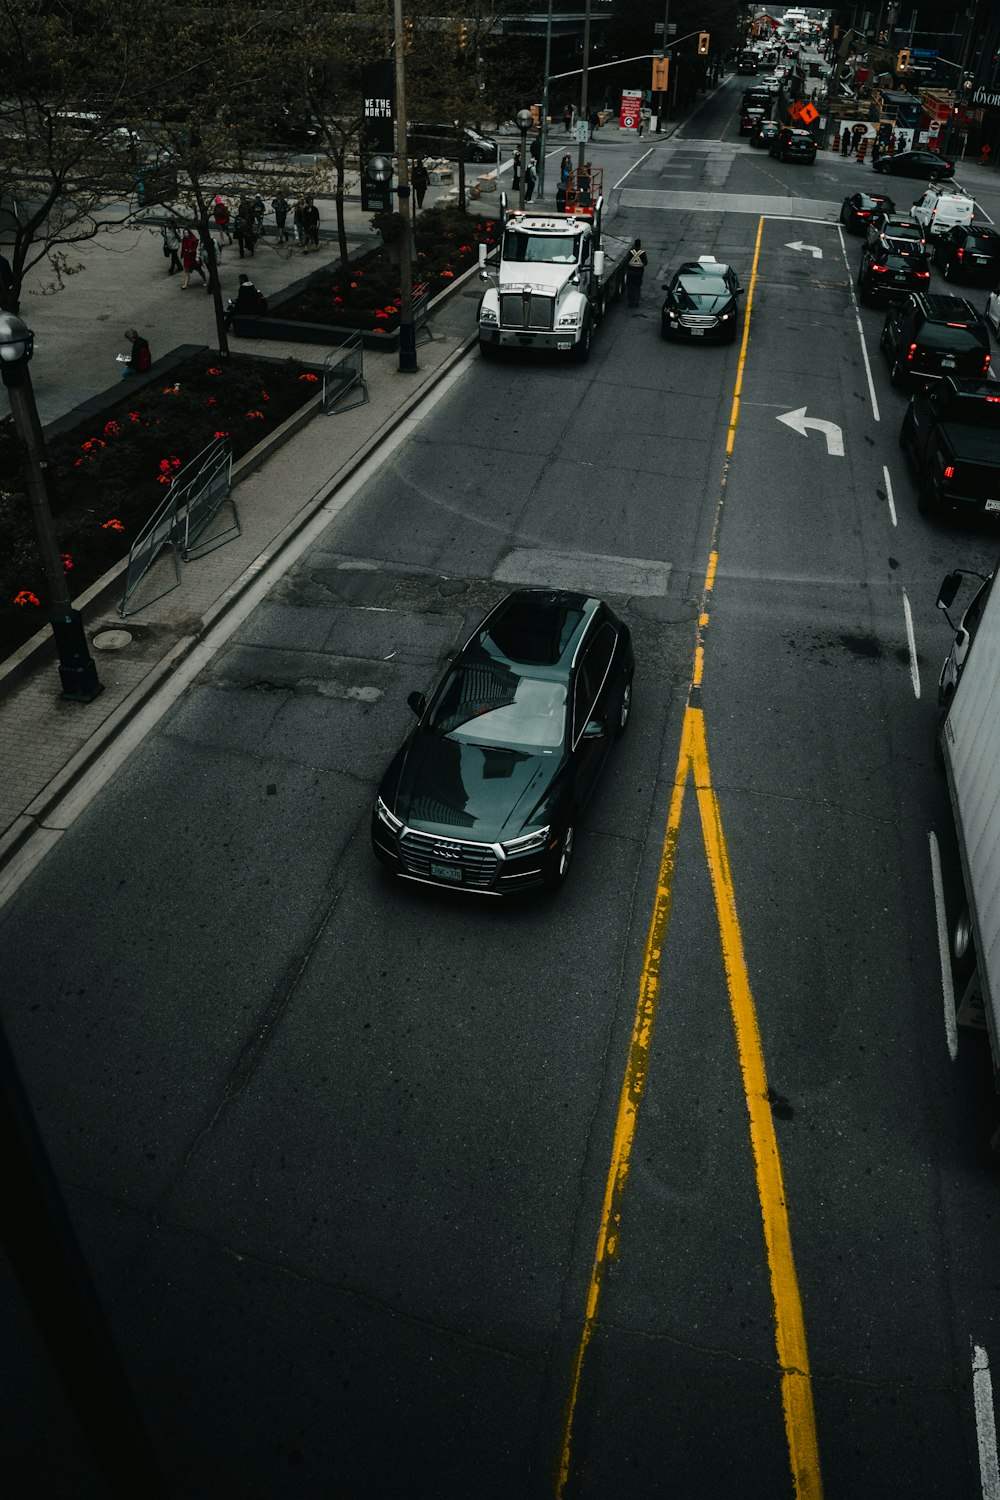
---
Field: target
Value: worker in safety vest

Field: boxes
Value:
[626,239,648,306]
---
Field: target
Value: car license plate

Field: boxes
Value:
[690,328,704,337]
[986,499,1000,513]
[894,274,907,282]
[431,862,463,883]
[941,357,956,368]
[974,256,988,264]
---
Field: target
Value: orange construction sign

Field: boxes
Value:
[799,101,819,125]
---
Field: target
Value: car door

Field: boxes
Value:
[570,622,618,806]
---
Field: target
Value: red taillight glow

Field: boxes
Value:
[916,270,930,279]
[943,465,955,479]
[907,342,918,362]
[872,263,888,273]
[957,247,964,260]
[858,210,871,217]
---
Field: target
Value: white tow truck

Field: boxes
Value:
[936,563,1000,1124]
[476,168,630,362]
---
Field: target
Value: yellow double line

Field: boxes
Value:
[556,218,823,1500]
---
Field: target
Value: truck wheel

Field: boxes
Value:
[478,339,498,360]
[916,477,935,515]
[572,319,592,363]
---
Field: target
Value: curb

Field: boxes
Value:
[0,321,480,878]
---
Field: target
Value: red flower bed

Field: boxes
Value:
[0,352,319,660]
[278,205,500,329]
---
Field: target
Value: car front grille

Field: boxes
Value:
[499,291,555,331]
[399,829,499,888]
[680,313,718,328]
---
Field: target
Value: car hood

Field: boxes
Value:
[386,733,559,842]
[668,288,733,313]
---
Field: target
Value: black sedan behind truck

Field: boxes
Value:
[372,590,634,895]
[899,378,1000,518]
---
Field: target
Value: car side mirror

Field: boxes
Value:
[407,690,426,717]
[583,719,606,740]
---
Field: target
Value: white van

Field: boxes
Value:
[911,186,975,237]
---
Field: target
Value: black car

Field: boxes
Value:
[408,122,500,163]
[879,292,991,388]
[899,378,1000,518]
[768,126,816,164]
[371,590,634,895]
[749,119,780,149]
[840,190,896,234]
[661,257,742,342]
[739,106,766,136]
[866,213,925,249]
[857,234,930,304]
[872,148,955,180]
[934,226,1000,285]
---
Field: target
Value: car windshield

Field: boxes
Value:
[673,275,728,306]
[502,230,581,264]
[426,661,567,751]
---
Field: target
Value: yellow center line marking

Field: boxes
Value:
[556,215,823,1500]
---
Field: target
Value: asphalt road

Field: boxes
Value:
[4,74,1000,1499]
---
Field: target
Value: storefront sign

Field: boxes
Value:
[971,83,1000,112]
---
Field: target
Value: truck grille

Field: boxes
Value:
[399,829,498,888]
[500,291,555,331]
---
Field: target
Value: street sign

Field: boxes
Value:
[619,91,642,130]
[799,102,819,125]
[654,22,677,33]
[574,121,589,143]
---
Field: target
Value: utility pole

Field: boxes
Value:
[392,0,417,373]
[577,0,592,171]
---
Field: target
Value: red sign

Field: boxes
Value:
[619,91,642,131]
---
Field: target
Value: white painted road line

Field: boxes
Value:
[972,1342,1000,1500]
[840,225,881,424]
[902,588,921,699]
[611,148,653,192]
[883,465,897,527]
[929,830,958,1062]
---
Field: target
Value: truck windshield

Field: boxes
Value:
[502,230,581,265]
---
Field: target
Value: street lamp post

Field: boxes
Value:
[392,0,418,374]
[0,312,102,703]
[516,108,533,208]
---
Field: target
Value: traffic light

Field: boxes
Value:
[652,55,669,91]
[457,21,468,54]
[698,32,710,56]
[896,48,911,72]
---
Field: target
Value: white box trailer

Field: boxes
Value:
[937,565,1000,1077]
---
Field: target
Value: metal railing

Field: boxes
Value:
[322,333,369,413]
[117,437,238,617]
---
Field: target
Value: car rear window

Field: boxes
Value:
[919,324,988,353]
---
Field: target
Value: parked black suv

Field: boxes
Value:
[879,293,991,388]
[858,234,930,304]
[933,226,1000,285]
[899,378,1000,518]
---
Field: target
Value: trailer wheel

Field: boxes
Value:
[572,318,592,363]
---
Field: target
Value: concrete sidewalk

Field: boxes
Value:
[0,126,674,901]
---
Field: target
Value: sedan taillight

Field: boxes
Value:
[906,342,918,362]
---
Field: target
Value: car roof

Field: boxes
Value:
[469,590,601,677]
[675,256,733,276]
[911,293,982,325]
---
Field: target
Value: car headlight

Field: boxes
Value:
[501,826,550,856]
[718,312,732,320]
[376,796,403,833]
[479,307,498,324]
[557,313,579,328]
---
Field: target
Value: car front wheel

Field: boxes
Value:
[546,822,576,888]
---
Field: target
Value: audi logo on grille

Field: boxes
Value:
[433,845,461,859]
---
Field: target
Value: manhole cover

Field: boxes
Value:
[92,629,133,651]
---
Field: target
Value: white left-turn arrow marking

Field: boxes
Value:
[776,406,844,456]
[785,240,823,259]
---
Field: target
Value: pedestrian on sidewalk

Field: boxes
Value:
[180,227,206,288]
[524,160,536,202]
[411,158,429,209]
[272,192,290,242]
[588,109,599,140]
[871,136,882,168]
[840,129,851,157]
[626,239,647,306]
[251,194,265,238]
[161,222,182,274]
[235,199,256,257]
[116,328,151,378]
[200,233,218,295]
[512,149,521,193]
[212,196,232,246]
[303,197,320,251]
[981,143,992,168]
[563,105,572,134]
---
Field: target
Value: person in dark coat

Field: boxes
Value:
[224,273,265,330]
[272,193,290,243]
[511,149,521,192]
[411,159,429,210]
[524,161,536,202]
[626,238,647,306]
[302,197,320,250]
[117,328,151,377]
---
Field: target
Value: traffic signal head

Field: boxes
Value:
[651,55,669,91]
[698,32,710,56]
[896,48,911,72]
